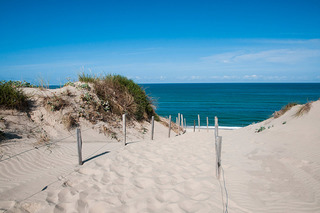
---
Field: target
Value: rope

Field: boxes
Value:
[0,126,96,163]
[219,166,229,213]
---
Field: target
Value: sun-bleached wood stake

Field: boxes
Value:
[76,128,83,165]
[168,115,171,138]
[198,114,200,132]
[176,117,178,135]
[215,116,219,138]
[181,114,184,132]
[178,113,181,135]
[122,114,126,146]
[215,136,222,179]
[184,118,186,133]
[193,120,195,132]
[151,116,155,140]
[207,117,209,132]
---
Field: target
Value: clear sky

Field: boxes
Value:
[1,0,320,84]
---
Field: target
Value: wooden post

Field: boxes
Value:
[122,114,126,146]
[193,120,195,132]
[176,117,178,136]
[198,114,200,132]
[207,117,209,132]
[215,136,222,179]
[178,113,180,135]
[215,116,219,138]
[151,116,155,140]
[181,114,184,132]
[77,128,83,165]
[184,118,186,133]
[168,115,171,138]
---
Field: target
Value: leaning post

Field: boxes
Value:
[151,116,155,140]
[122,114,126,146]
[168,115,171,138]
[215,136,222,179]
[215,116,219,138]
[77,128,83,165]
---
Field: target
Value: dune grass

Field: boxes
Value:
[78,73,159,121]
[294,102,312,117]
[78,72,97,83]
[0,81,29,111]
[273,102,298,118]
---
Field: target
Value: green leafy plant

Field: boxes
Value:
[255,126,266,133]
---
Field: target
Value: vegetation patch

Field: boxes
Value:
[273,102,298,118]
[0,81,29,111]
[43,95,67,111]
[294,102,312,117]
[77,73,159,122]
[255,126,266,133]
[62,113,78,130]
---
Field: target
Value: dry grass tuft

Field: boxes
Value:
[62,113,78,130]
[43,95,67,111]
[273,102,298,118]
[294,102,312,117]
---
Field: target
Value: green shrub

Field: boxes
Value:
[0,81,29,110]
[100,74,157,120]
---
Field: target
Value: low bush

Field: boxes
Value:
[0,81,29,110]
[93,74,158,121]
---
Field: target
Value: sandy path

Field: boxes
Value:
[6,132,224,213]
[0,141,122,209]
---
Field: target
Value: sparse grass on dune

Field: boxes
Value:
[294,102,312,117]
[78,72,97,83]
[0,81,29,111]
[273,102,298,118]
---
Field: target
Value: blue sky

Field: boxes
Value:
[0,0,320,84]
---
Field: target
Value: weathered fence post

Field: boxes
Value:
[176,117,178,135]
[184,118,186,133]
[77,128,83,165]
[198,114,200,132]
[193,120,195,132]
[123,114,126,146]
[215,116,219,138]
[151,116,155,140]
[207,117,209,132]
[181,114,184,132]
[168,115,171,138]
[215,136,222,179]
[178,113,181,135]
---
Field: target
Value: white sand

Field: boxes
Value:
[1,101,320,212]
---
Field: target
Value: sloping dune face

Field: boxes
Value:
[3,101,320,213]
[221,100,320,212]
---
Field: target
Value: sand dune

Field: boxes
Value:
[1,101,320,212]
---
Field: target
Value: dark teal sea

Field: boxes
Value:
[141,83,320,127]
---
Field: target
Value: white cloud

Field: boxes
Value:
[202,49,320,64]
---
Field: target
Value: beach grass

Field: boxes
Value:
[274,102,298,118]
[78,73,159,121]
[294,102,312,117]
[0,81,29,111]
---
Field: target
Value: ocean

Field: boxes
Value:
[141,83,320,127]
